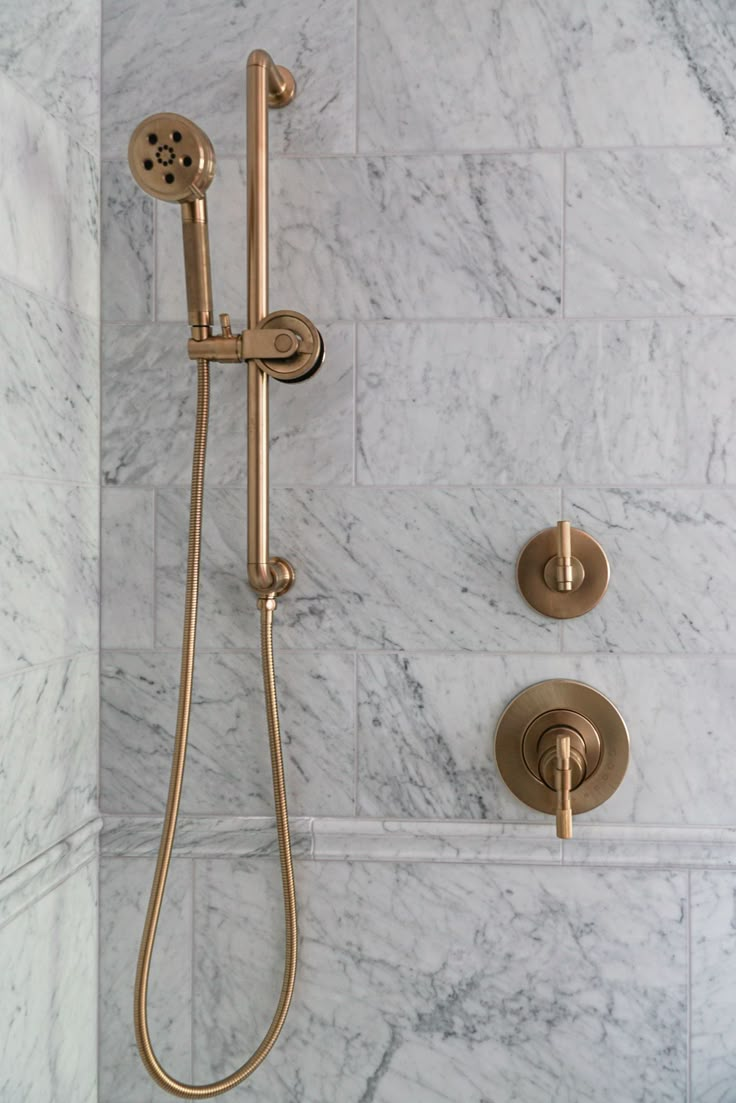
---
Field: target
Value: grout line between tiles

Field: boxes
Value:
[353,651,359,816]
[0,472,100,488]
[98,480,736,491]
[99,645,736,659]
[0,266,99,326]
[138,311,736,326]
[560,151,566,318]
[152,200,158,324]
[354,0,360,155]
[152,488,158,649]
[0,650,97,683]
[96,12,103,1089]
[687,868,692,1103]
[352,323,358,485]
[191,856,196,1082]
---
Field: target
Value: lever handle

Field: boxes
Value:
[555,520,573,592]
[555,732,573,839]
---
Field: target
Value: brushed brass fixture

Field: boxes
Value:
[128,49,321,1099]
[129,113,216,337]
[494,679,629,839]
[516,519,610,619]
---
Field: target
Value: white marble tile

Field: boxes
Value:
[99,856,192,1103]
[0,860,97,1103]
[102,163,154,322]
[157,155,561,323]
[0,479,98,674]
[102,323,353,487]
[0,74,99,318]
[0,0,100,152]
[156,486,560,650]
[566,149,736,317]
[101,488,154,649]
[193,860,687,1102]
[359,0,736,152]
[101,0,355,159]
[269,323,354,487]
[0,277,99,481]
[357,653,736,825]
[101,649,355,816]
[0,654,98,880]
[100,815,312,858]
[562,489,736,653]
[358,318,736,486]
[692,872,736,1102]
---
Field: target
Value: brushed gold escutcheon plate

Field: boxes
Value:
[495,679,629,818]
[517,525,609,619]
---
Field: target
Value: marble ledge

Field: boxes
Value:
[100,816,736,869]
[0,816,101,930]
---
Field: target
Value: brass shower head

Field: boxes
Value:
[128,112,216,202]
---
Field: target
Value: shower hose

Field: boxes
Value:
[134,358,298,1098]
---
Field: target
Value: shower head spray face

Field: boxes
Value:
[128,113,216,202]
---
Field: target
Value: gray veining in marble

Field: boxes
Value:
[155,486,560,650]
[0,654,97,880]
[156,154,561,322]
[566,149,736,317]
[194,860,687,1102]
[0,479,98,674]
[101,488,154,649]
[102,323,353,487]
[102,0,355,159]
[359,0,736,152]
[0,0,100,152]
[102,163,154,323]
[99,857,192,1103]
[0,73,99,318]
[101,649,355,816]
[358,317,736,486]
[0,860,97,1103]
[0,277,99,482]
[562,488,736,653]
[358,652,736,826]
[691,871,736,1103]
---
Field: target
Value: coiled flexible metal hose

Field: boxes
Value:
[133,358,298,1098]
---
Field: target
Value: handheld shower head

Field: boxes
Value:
[128,112,215,202]
[128,113,216,334]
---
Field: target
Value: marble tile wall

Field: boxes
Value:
[0,1,101,1097]
[100,0,736,1099]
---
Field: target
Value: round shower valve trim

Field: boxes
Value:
[494,679,629,839]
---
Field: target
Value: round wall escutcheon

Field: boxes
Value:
[494,679,629,818]
[254,310,324,383]
[517,526,609,619]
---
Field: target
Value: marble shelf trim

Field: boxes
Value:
[100,815,736,869]
[0,816,101,930]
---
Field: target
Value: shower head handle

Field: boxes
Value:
[180,197,214,334]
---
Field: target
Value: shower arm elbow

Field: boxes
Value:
[246,49,296,107]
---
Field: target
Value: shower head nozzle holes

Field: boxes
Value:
[128,113,216,203]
